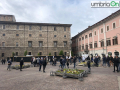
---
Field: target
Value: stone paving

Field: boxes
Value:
[0,62,119,90]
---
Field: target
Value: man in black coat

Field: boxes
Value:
[73,56,76,68]
[20,58,24,71]
[106,56,110,67]
[39,58,43,71]
[42,58,47,73]
[113,56,119,72]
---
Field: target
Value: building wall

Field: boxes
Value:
[0,20,71,59]
[72,11,120,57]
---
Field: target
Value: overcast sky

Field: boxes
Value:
[0,0,119,37]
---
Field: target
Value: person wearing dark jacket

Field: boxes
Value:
[42,58,47,73]
[62,58,65,68]
[39,58,43,71]
[109,55,113,67]
[94,56,98,67]
[20,58,24,71]
[59,57,63,69]
[7,58,12,71]
[113,56,119,72]
[106,56,110,67]
[73,56,76,68]
[87,56,91,71]
[103,56,106,67]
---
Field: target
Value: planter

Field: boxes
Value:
[50,68,88,81]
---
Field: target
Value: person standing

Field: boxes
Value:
[103,55,106,67]
[33,57,36,67]
[59,57,63,69]
[31,57,33,64]
[109,55,113,67]
[106,56,110,67]
[20,58,24,71]
[113,56,119,72]
[39,57,43,71]
[42,58,47,73]
[62,57,65,69]
[66,58,69,68]
[1,58,4,65]
[73,56,76,68]
[7,58,12,71]
[87,56,91,71]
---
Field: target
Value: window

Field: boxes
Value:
[85,35,87,39]
[101,41,104,47]
[79,38,81,41]
[54,35,56,37]
[64,27,66,31]
[107,26,109,31]
[16,34,19,36]
[85,45,88,50]
[106,40,111,46]
[16,52,18,56]
[39,41,43,47]
[17,25,19,30]
[89,33,92,37]
[29,26,31,30]
[3,34,5,36]
[54,41,57,47]
[54,52,57,56]
[3,25,5,29]
[64,52,66,56]
[64,35,66,38]
[113,23,116,29]
[39,34,42,37]
[82,37,84,40]
[39,52,42,55]
[54,27,56,31]
[94,43,97,48]
[101,28,103,33]
[16,42,18,47]
[64,41,67,47]
[79,45,81,51]
[94,31,96,35]
[40,26,42,30]
[113,37,118,45]
[82,45,84,50]
[28,41,32,47]
[29,34,32,37]
[28,52,31,55]
[2,42,5,47]
[2,53,4,57]
[89,44,92,48]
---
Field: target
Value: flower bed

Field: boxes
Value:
[78,62,95,67]
[50,68,90,81]
[11,64,30,70]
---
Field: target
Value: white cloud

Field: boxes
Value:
[0,0,119,37]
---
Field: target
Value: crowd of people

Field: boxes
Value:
[1,54,120,73]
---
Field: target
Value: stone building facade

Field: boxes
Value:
[0,14,72,58]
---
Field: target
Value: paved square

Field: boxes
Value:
[0,62,119,90]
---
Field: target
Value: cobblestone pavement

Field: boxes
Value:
[0,62,119,90]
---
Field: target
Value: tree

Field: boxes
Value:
[71,51,74,56]
[24,50,27,56]
[12,52,15,57]
[38,53,40,56]
[59,50,64,55]
[49,52,51,56]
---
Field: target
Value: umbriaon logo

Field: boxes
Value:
[91,1,120,8]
